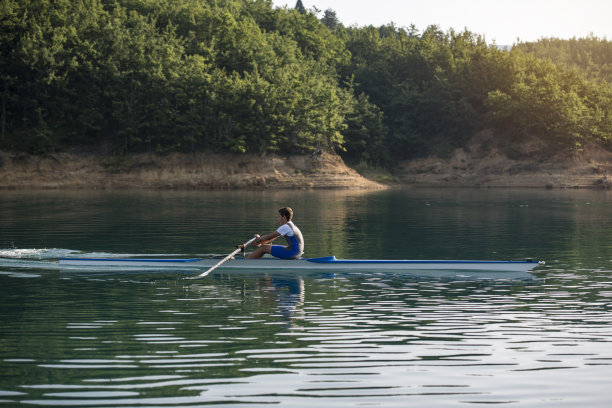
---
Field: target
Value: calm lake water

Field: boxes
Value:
[1,188,611,407]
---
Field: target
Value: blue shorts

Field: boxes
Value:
[271,245,300,259]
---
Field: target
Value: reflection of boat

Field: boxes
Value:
[60,256,543,276]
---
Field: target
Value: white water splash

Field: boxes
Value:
[0,248,76,260]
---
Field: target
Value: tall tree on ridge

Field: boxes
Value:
[321,9,340,30]
[295,0,306,14]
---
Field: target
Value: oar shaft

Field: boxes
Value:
[188,237,257,279]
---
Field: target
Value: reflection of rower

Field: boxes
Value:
[271,276,305,312]
[257,275,305,323]
[247,207,304,260]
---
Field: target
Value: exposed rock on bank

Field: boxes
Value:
[399,132,612,189]
[0,150,383,190]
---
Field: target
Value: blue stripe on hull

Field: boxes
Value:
[305,256,538,265]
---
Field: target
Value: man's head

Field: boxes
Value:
[278,207,293,222]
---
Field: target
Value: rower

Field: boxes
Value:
[247,207,304,259]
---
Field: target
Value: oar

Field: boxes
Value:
[187,236,257,279]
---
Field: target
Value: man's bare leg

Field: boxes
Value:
[247,244,272,259]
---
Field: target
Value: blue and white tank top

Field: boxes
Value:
[276,221,304,257]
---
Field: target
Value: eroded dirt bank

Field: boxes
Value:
[399,132,612,189]
[2,133,611,190]
[0,150,383,190]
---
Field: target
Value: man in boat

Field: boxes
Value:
[247,207,304,259]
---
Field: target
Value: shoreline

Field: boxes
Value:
[397,135,612,190]
[0,150,383,190]
[1,142,611,190]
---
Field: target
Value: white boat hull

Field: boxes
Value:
[59,256,543,276]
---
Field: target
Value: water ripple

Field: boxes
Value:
[3,264,612,406]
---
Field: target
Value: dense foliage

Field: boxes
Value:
[514,36,612,83]
[1,0,611,164]
[344,26,612,159]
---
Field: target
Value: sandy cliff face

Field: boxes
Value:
[2,133,611,190]
[399,132,612,189]
[0,151,382,190]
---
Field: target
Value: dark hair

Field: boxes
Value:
[278,207,293,221]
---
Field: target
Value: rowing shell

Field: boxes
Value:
[59,256,543,273]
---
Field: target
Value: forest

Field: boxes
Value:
[1,0,611,166]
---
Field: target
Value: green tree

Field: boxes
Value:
[343,92,388,165]
[485,51,612,147]
[321,9,339,31]
[2,0,610,160]
[295,0,306,14]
